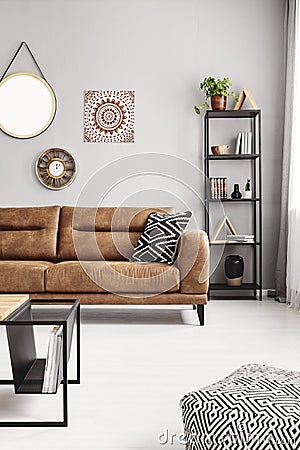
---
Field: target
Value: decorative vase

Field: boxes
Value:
[211,95,227,110]
[231,184,242,199]
[225,255,244,286]
[243,190,252,199]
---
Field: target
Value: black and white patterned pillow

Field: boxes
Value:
[130,211,192,264]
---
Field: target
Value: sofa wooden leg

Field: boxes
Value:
[196,305,204,326]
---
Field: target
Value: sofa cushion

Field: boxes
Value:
[59,229,142,261]
[0,261,53,292]
[45,261,180,293]
[130,211,192,264]
[58,206,175,261]
[0,206,60,261]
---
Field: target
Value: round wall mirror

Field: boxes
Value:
[0,72,56,139]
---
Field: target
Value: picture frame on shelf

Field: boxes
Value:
[234,88,258,110]
[211,215,237,243]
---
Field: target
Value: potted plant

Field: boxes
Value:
[243,178,252,199]
[194,76,238,114]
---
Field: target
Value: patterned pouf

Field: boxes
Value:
[180,364,300,450]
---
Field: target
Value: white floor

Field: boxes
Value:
[0,299,299,450]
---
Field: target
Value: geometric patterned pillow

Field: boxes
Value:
[130,211,192,264]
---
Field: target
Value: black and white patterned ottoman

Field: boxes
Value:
[180,364,300,450]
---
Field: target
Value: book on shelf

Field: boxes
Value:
[235,132,241,154]
[209,177,227,199]
[226,234,254,243]
[247,132,252,154]
[240,132,245,154]
[212,239,254,244]
[42,325,64,394]
[235,133,241,154]
[226,234,254,239]
[227,239,255,243]
[235,131,253,154]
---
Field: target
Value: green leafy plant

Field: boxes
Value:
[194,76,238,114]
[245,178,251,191]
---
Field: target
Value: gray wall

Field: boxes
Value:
[0,0,285,288]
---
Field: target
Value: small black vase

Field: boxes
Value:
[231,184,242,199]
[225,255,244,286]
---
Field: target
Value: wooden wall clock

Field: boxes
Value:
[36,148,77,189]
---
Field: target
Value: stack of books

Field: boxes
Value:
[210,177,227,199]
[42,325,64,393]
[235,132,253,154]
[227,234,255,243]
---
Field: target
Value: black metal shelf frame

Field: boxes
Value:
[210,242,260,246]
[204,110,262,300]
[206,110,260,119]
[0,298,80,427]
[206,154,260,160]
[210,282,261,290]
[207,198,260,203]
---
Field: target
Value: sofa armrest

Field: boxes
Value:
[176,230,209,294]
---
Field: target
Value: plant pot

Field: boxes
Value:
[225,255,244,287]
[243,190,252,199]
[211,95,227,111]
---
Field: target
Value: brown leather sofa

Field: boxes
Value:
[0,206,209,324]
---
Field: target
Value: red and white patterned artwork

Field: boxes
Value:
[84,90,135,143]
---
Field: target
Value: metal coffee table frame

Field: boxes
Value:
[0,298,80,427]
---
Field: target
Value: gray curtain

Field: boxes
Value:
[275,0,298,302]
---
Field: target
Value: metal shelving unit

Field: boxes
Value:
[204,109,262,300]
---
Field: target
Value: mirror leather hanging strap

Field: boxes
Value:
[0,41,47,82]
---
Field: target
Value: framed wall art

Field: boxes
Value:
[84,90,135,143]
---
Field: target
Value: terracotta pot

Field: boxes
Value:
[211,95,227,110]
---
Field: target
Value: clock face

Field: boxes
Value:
[48,160,65,177]
[36,148,77,189]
